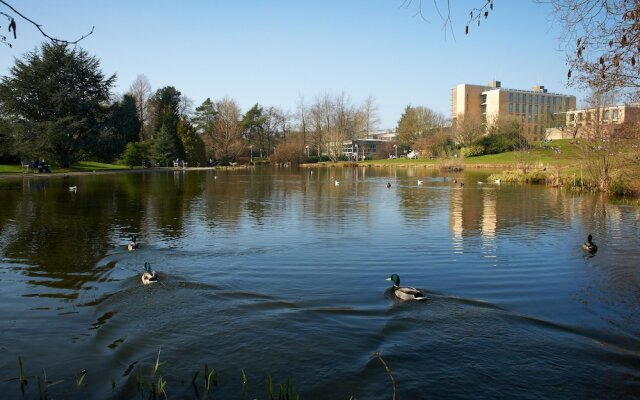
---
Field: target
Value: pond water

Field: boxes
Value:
[0,167,639,399]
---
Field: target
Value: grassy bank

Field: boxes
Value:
[0,161,131,175]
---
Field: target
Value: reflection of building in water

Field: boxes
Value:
[482,189,497,239]
[449,186,497,253]
[450,187,464,253]
[481,188,497,259]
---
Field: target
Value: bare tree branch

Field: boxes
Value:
[0,0,93,48]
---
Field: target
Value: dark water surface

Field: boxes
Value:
[0,167,639,399]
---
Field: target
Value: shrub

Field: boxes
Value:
[475,133,527,155]
[460,145,485,157]
[270,141,305,164]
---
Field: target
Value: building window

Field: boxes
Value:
[528,104,532,114]
[553,96,557,105]
[516,103,520,113]
[529,94,532,103]
[509,93,513,103]
[535,96,539,105]
[604,110,610,121]
[535,105,538,114]
[613,109,619,122]
[534,115,538,123]
[516,93,520,103]
[509,102,513,113]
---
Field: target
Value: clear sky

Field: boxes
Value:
[1,0,582,129]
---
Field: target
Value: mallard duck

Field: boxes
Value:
[141,262,158,284]
[386,182,392,188]
[386,274,427,301]
[582,234,597,253]
[128,235,139,251]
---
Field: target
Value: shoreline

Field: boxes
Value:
[0,165,253,180]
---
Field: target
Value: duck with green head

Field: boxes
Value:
[386,274,427,301]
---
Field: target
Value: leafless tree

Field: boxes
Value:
[296,94,309,147]
[360,95,380,138]
[179,95,194,119]
[577,88,624,191]
[212,97,242,161]
[128,74,152,141]
[543,0,640,91]
[453,116,484,147]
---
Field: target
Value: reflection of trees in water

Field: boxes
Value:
[0,172,206,298]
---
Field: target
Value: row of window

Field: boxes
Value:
[508,96,569,115]
[568,109,619,122]
[508,92,570,107]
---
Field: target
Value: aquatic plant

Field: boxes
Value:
[11,350,396,399]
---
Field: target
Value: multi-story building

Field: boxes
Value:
[451,81,576,140]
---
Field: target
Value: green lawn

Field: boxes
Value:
[463,139,582,167]
[70,161,129,171]
[0,161,131,175]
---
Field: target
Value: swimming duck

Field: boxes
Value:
[141,262,158,284]
[386,182,391,188]
[334,180,340,186]
[386,274,427,301]
[494,179,501,185]
[417,180,423,186]
[68,185,77,191]
[582,234,597,253]
[128,235,139,251]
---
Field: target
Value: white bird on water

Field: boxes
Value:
[334,180,340,186]
[68,186,77,191]
[417,180,423,186]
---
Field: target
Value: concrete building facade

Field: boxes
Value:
[546,103,640,140]
[451,81,576,140]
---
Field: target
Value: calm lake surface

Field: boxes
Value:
[0,167,639,399]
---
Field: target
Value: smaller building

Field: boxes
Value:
[343,139,390,160]
[546,103,640,139]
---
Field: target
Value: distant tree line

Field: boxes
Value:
[0,43,391,167]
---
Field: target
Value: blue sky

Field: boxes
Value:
[1,0,582,129]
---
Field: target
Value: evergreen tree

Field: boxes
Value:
[241,103,266,146]
[177,119,206,166]
[96,94,141,162]
[148,86,184,158]
[0,43,115,167]
[151,124,178,166]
